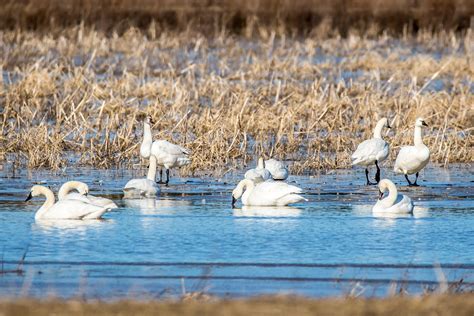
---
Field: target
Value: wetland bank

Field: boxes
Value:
[0,0,473,312]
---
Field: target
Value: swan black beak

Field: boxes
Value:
[386,123,391,129]
[422,121,428,127]
[378,190,384,200]
[231,196,237,208]
[25,192,33,202]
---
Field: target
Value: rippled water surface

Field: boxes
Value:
[0,165,473,299]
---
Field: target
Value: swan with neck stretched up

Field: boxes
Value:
[123,155,160,198]
[141,115,191,185]
[351,118,391,185]
[264,159,289,180]
[232,179,307,207]
[25,185,109,220]
[244,157,272,183]
[372,179,414,214]
[394,118,430,186]
[58,181,118,209]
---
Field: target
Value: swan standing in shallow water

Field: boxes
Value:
[232,179,307,207]
[264,159,289,180]
[123,155,160,198]
[373,179,414,214]
[58,181,118,209]
[394,118,430,186]
[351,118,391,185]
[140,115,191,185]
[25,185,109,220]
[245,157,272,183]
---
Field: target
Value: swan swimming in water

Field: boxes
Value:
[140,115,191,185]
[244,157,272,183]
[372,179,414,214]
[351,118,391,185]
[393,118,430,186]
[58,181,118,209]
[264,159,289,180]
[123,155,160,198]
[232,179,307,207]
[25,185,109,220]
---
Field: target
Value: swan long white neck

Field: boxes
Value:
[373,119,386,139]
[382,180,398,207]
[257,157,265,169]
[414,126,424,146]
[235,179,255,202]
[147,155,157,181]
[58,181,85,200]
[35,186,56,219]
[140,122,153,158]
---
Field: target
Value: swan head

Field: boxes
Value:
[25,185,45,201]
[415,118,428,127]
[377,179,394,200]
[77,182,89,196]
[144,115,154,125]
[231,186,243,208]
[379,117,391,129]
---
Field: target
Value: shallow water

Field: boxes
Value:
[0,165,473,299]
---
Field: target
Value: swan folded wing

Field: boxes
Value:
[42,200,107,220]
[394,146,429,173]
[264,159,289,180]
[88,194,118,209]
[245,169,271,183]
[351,139,388,165]
[153,140,190,156]
[253,181,304,202]
[63,192,91,204]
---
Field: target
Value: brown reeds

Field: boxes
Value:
[0,24,472,175]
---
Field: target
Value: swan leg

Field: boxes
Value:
[156,169,166,184]
[365,168,376,185]
[411,172,420,187]
[374,160,381,184]
[165,169,170,186]
[404,174,414,186]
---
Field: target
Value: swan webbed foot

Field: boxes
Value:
[408,183,420,187]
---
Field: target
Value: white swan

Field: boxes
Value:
[25,185,109,220]
[123,155,160,198]
[141,115,191,185]
[232,179,307,207]
[372,179,414,214]
[351,118,391,185]
[58,181,118,209]
[394,118,430,186]
[264,159,289,180]
[244,157,272,183]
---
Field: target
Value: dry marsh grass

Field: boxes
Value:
[1,295,474,316]
[0,25,472,175]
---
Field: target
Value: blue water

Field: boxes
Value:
[0,165,473,299]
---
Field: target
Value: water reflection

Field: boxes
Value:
[123,198,192,214]
[33,219,108,234]
[233,206,302,217]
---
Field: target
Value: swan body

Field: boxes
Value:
[58,181,118,209]
[351,118,391,185]
[264,159,289,180]
[124,155,160,198]
[232,179,307,207]
[244,157,272,183]
[394,118,430,185]
[372,179,414,214]
[26,185,108,220]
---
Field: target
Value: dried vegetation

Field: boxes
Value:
[0,22,472,175]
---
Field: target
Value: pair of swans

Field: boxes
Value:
[25,181,117,220]
[245,157,289,182]
[352,117,430,186]
[140,115,191,185]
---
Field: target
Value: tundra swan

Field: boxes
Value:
[373,179,414,214]
[123,155,160,198]
[264,159,289,180]
[58,181,118,209]
[244,157,272,183]
[393,118,430,186]
[232,179,307,207]
[25,185,108,220]
[140,115,191,185]
[351,118,391,185]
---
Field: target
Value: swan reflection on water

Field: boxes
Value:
[33,219,110,234]
[123,198,192,213]
[233,206,302,217]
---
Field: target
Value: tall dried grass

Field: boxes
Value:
[0,24,472,175]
